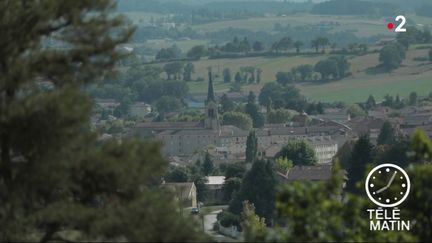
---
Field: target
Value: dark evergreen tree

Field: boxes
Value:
[245,92,265,128]
[246,130,258,163]
[409,91,418,106]
[220,93,235,113]
[365,95,376,109]
[377,121,396,145]
[229,160,276,224]
[223,68,232,83]
[202,152,214,176]
[0,1,207,241]
[235,72,242,83]
[346,135,374,194]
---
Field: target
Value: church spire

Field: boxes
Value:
[207,69,215,102]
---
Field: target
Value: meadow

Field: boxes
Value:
[192,14,395,38]
[187,47,432,103]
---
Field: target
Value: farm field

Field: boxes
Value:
[192,14,395,38]
[186,47,432,103]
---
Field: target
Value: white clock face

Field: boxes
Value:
[365,163,410,207]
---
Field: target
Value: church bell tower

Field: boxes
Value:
[204,70,219,130]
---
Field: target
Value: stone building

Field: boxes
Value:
[133,73,353,161]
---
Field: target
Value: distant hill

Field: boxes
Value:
[311,0,397,16]
[116,0,314,13]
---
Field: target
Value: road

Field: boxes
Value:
[203,209,236,242]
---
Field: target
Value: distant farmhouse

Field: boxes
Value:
[134,74,354,164]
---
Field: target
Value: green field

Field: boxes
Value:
[192,14,395,38]
[190,54,329,82]
[186,48,432,103]
[299,75,432,103]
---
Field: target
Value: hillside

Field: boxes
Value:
[184,46,432,103]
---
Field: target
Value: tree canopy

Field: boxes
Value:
[275,140,317,166]
[0,1,207,241]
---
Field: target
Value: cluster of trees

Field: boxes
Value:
[163,61,196,81]
[363,92,421,111]
[275,140,317,166]
[314,55,351,80]
[219,37,255,53]
[212,35,351,57]
[276,55,350,84]
[267,108,292,124]
[396,26,432,49]
[276,64,314,85]
[340,123,429,194]
[239,127,432,242]
[155,45,182,60]
[258,82,325,115]
[218,159,276,229]
[88,65,189,118]
[165,152,216,202]
[379,43,406,71]
[235,66,262,84]
[221,92,265,129]
[132,25,201,43]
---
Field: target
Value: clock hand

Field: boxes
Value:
[375,186,388,194]
[386,171,397,188]
[375,171,398,194]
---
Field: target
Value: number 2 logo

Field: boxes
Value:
[395,15,406,33]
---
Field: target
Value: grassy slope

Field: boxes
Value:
[187,47,432,103]
[192,14,393,38]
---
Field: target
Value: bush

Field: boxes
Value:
[218,211,240,228]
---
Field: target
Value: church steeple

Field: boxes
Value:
[204,69,219,130]
[207,70,215,103]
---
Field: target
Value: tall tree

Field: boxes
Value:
[223,68,232,83]
[220,93,235,113]
[295,64,314,81]
[346,135,374,194]
[246,130,258,163]
[317,37,329,52]
[256,68,262,84]
[409,91,418,106]
[163,62,184,80]
[252,41,265,52]
[365,95,376,109]
[379,43,406,71]
[229,160,276,224]
[187,45,206,60]
[410,128,432,163]
[293,41,304,54]
[202,152,214,176]
[377,121,396,145]
[245,99,265,128]
[183,62,194,81]
[0,1,207,242]
[314,59,339,80]
[311,38,320,53]
[235,71,242,83]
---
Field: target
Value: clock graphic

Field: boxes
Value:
[365,163,410,207]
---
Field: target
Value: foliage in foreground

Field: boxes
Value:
[0,1,207,241]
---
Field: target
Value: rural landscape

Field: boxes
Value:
[1,0,432,242]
